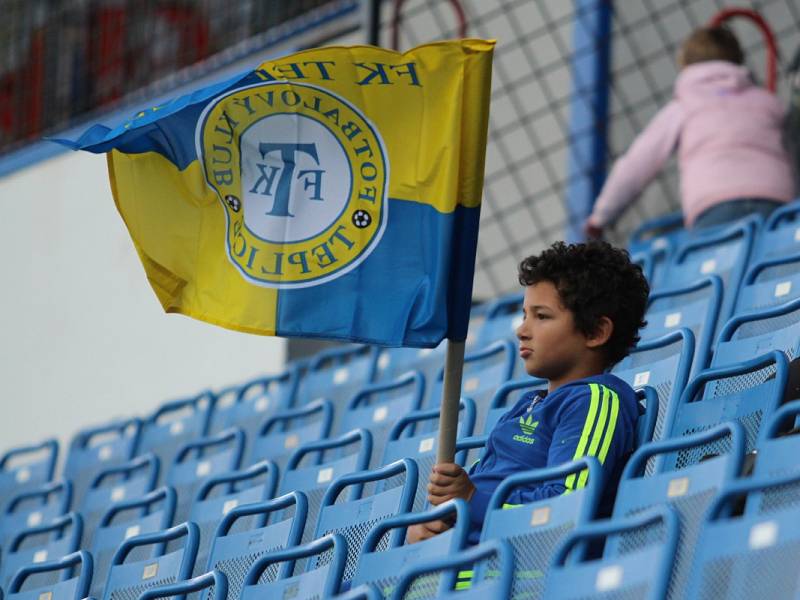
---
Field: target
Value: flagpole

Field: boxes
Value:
[436,339,466,463]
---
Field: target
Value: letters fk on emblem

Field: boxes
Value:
[250,142,326,217]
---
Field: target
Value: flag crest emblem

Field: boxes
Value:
[197,81,388,288]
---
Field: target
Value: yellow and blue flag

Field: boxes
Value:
[58,40,494,346]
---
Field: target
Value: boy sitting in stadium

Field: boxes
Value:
[408,241,650,544]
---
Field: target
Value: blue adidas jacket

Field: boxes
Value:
[467,373,639,543]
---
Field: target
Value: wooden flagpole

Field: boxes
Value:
[436,339,466,463]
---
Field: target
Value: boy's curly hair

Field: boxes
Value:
[518,241,649,366]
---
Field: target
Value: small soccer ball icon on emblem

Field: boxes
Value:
[225,195,241,212]
[352,209,371,228]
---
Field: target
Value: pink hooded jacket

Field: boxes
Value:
[589,60,796,228]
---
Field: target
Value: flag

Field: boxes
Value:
[58,40,495,347]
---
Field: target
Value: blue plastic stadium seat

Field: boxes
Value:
[311,459,418,583]
[662,352,788,459]
[337,372,425,468]
[479,458,602,600]
[754,400,800,474]
[661,216,759,341]
[295,345,377,406]
[0,440,58,515]
[611,423,745,600]
[380,401,476,512]
[240,534,347,600]
[612,329,695,443]
[63,418,140,510]
[87,487,176,600]
[277,429,372,544]
[200,492,307,600]
[1,513,83,590]
[137,394,214,486]
[188,460,277,577]
[101,522,199,600]
[750,197,800,262]
[483,378,548,435]
[424,341,516,434]
[640,278,720,378]
[6,550,92,600]
[734,252,800,314]
[246,399,334,475]
[79,454,159,541]
[631,249,654,285]
[474,293,523,349]
[544,507,678,600]
[0,480,72,554]
[137,569,227,600]
[715,297,800,370]
[686,471,800,599]
[390,539,514,600]
[165,428,244,526]
[627,211,686,258]
[350,499,469,598]
[207,369,298,438]
[373,343,446,386]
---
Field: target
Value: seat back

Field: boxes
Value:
[338,372,424,468]
[312,459,418,582]
[63,418,140,509]
[278,429,372,544]
[188,460,278,577]
[483,377,548,436]
[480,458,602,600]
[102,522,199,600]
[716,296,800,368]
[0,481,72,549]
[1,513,83,591]
[208,369,297,437]
[751,198,800,262]
[753,400,800,479]
[166,428,245,526]
[666,217,758,338]
[663,352,788,461]
[390,539,514,600]
[545,507,678,600]
[640,278,719,378]
[686,471,800,599]
[475,293,523,349]
[351,499,469,597]
[380,401,476,512]
[240,534,347,600]
[88,487,176,600]
[138,394,213,485]
[247,399,334,474]
[612,329,695,443]
[201,492,307,600]
[6,550,92,600]
[79,454,159,540]
[296,345,377,406]
[735,252,800,313]
[138,569,228,600]
[373,344,445,385]
[424,341,516,436]
[0,440,59,513]
[612,423,745,600]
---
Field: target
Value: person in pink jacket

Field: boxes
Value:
[586,26,796,237]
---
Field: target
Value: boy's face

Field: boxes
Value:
[516,281,592,381]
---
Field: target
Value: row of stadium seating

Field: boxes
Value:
[1,198,799,599]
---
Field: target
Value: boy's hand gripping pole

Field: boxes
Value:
[436,340,466,463]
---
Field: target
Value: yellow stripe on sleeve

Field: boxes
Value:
[564,383,600,491]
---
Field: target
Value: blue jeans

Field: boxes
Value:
[693,198,783,229]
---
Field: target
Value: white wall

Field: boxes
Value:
[0,151,286,456]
